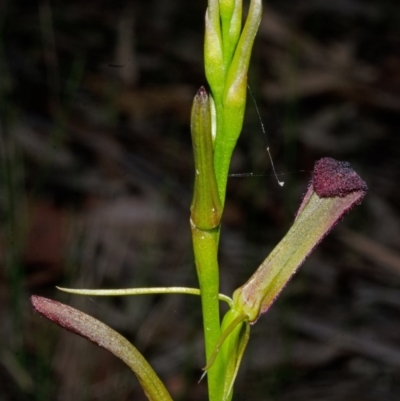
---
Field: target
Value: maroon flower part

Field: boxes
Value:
[296,157,368,219]
[313,157,368,198]
[234,157,368,323]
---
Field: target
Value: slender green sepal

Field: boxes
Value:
[220,0,242,70]
[205,2,224,105]
[203,310,247,371]
[31,296,173,401]
[190,87,222,230]
[222,319,250,401]
[203,308,250,401]
[233,158,368,322]
[56,286,234,308]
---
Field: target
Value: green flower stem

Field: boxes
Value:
[212,135,237,205]
[191,224,224,401]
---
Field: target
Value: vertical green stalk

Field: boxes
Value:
[191,227,224,399]
[198,2,263,399]
[190,88,225,400]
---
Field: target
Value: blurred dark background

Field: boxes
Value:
[1,0,399,400]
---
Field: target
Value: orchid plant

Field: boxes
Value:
[31,1,367,401]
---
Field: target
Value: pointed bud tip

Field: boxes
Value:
[195,86,208,101]
[313,157,368,198]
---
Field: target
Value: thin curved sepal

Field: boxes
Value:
[222,320,250,401]
[202,309,250,401]
[205,0,224,103]
[56,286,234,308]
[220,0,242,70]
[203,311,247,371]
[31,296,173,401]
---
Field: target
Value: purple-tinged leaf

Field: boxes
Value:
[31,296,172,401]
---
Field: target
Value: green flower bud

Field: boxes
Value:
[190,87,222,230]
